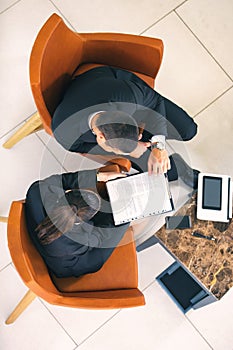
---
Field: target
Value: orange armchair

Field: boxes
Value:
[5,200,145,324]
[3,13,163,148]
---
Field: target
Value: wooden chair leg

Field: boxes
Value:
[29,124,44,134]
[5,290,37,325]
[3,112,43,149]
[0,216,8,223]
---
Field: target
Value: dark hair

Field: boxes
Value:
[36,189,101,245]
[95,111,138,153]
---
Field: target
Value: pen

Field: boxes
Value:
[191,231,216,241]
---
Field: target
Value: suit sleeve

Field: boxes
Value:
[26,169,98,217]
[133,104,168,138]
[42,169,98,192]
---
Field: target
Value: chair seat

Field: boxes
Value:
[73,63,155,88]
[51,228,138,292]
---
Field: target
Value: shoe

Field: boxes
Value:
[171,153,200,190]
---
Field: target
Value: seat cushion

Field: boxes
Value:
[51,228,138,292]
[73,63,155,88]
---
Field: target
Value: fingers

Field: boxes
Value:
[148,152,171,175]
[148,161,161,175]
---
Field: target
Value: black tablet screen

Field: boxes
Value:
[202,176,222,210]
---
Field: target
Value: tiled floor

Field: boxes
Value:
[0,0,233,349]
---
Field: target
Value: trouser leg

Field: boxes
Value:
[167,155,178,182]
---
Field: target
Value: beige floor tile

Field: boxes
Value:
[137,243,175,290]
[52,0,184,34]
[0,223,11,271]
[178,87,233,177]
[43,301,120,345]
[187,288,233,350]
[177,0,233,79]
[75,282,212,350]
[0,265,76,350]
[143,12,231,116]
[0,128,62,216]
[0,0,61,137]
[0,0,19,13]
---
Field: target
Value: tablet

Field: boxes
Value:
[197,173,232,222]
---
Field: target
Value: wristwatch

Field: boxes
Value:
[151,141,165,151]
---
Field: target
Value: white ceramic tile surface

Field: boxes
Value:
[0,128,62,216]
[0,0,20,14]
[187,289,233,350]
[43,301,120,345]
[0,223,11,271]
[143,12,232,116]
[75,282,212,350]
[179,87,233,177]
[52,0,184,34]
[137,243,175,290]
[177,0,233,79]
[0,0,60,137]
[0,265,76,350]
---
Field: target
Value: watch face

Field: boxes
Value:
[152,142,165,150]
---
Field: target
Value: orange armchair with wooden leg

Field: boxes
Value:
[3,13,163,149]
[5,200,145,325]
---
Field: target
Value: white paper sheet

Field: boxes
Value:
[106,172,174,225]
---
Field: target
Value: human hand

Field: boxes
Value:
[148,149,171,175]
[128,141,151,158]
[97,171,127,182]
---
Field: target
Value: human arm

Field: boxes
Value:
[133,97,167,140]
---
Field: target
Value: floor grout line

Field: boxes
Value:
[174,10,233,83]
[35,132,68,172]
[174,0,189,11]
[155,277,215,349]
[77,309,122,346]
[184,314,215,350]
[0,262,12,273]
[193,85,233,119]
[139,0,188,35]
[39,299,78,347]
[139,10,174,36]
[0,110,37,141]
[49,0,77,31]
[0,0,22,15]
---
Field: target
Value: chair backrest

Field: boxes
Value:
[30,13,163,135]
[30,14,84,134]
[7,201,145,309]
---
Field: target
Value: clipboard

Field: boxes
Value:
[106,172,174,225]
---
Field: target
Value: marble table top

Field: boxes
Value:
[155,194,233,299]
